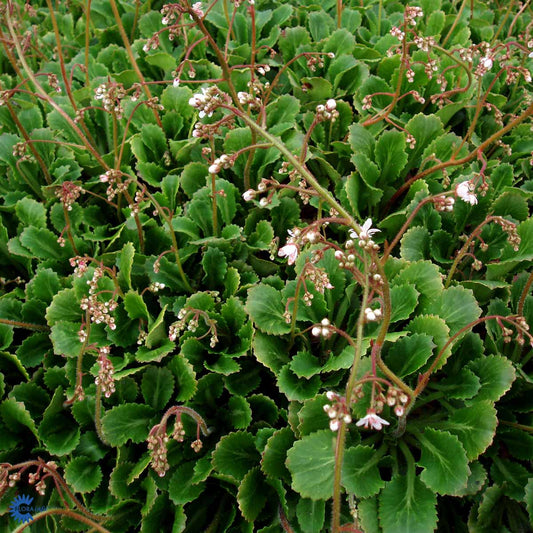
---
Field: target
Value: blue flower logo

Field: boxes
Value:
[9,494,34,524]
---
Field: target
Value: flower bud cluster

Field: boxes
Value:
[70,256,89,277]
[237,91,261,108]
[12,141,31,162]
[160,3,182,25]
[147,426,170,477]
[494,216,520,251]
[312,318,334,339]
[189,86,230,118]
[47,73,61,93]
[80,285,118,331]
[315,99,339,122]
[513,316,531,346]
[364,307,382,322]
[306,265,334,294]
[95,346,115,398]
[323,391,352,431]
[385,387,409,417]
[28,469,48,496]
[209,153,234,175]
[405,6,423,25]
[433,195,455,212]
[94,82,127,118]
[99,169,130,201]
[55,181,83,211]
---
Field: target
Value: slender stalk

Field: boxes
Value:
[517,270,533,316]
[0,318,48,331]
[94,383,110,446]
[13,509,110,533]
[108,0,162,128]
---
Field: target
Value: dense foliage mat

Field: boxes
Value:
[0,0,532,531]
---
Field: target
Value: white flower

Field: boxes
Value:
[355,410,390,431]
[456,180,478,205]
[529,52,533,58]
[350,218,380,240]
[278,243,299,265]
[173,78,180,88]
[325,99,336,111]
[481,56,493,70]
[242,189,256,201]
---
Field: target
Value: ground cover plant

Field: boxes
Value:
[0,0,532,531]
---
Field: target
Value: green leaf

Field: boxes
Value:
[26,268,61,303]
[38,387,80,455]
[168,353,197,401]
[296,498,325,533]
[491,458,530,501]
[16,197,47,228]
[418,428,470,495]
[390,284,419,323]
[432,368,481,399]
[277,365,321,401]
[405,113,444,168]
[342,445,385,498]
[237,467,269,522]
[424,285,482,336]
[141,366,174,410]
[124,291,150,321]
[349,124,374,159]
[0,397,39,439]
[202,246,228,289]
[168,462,206,504]
[525,478,533,527]
[385,333,435,378]
[379,475,438,533]
[19,226,69,259]
[466,355,516,403]
[212,431,261,481]
[407,315,450,369]
[400,226,430,261]
[46,288,81,325]
[441,401,498,460]
[64,457,103,493]
[426,10,445,35]
[227,395,252,429]
[261,427,295,482]
[101,403,156,446]
[286,430,336,500]
[246,284,291,335]
[117,242,135,290]
[290,351,323,378]
[393,260,443,300]
[375,130,407,183]
[50,321,82,357]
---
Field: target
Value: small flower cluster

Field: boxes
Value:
[47,73,61,93]
[433,195,455,212]
[99,169,130,202]
[189,86,230,118]
[311,318,334,339]
[95,346,115,398]
[148,411,205,477]
[209,153,234,175]
[55,181,83,211]
[160,3,182,25]
[364,306,382,322]
[149,281,166,292]
[384,387,409,417]
[12,141,31,162]
[70,256,89,277]
[349,218,380,252]
[323,391,352,431]
[27,470,47,496]
[455,180,478,205]
[94,82,127,118]
[315,99,338,122]
[237,90,261,109]
[79,268,118,331]
[168,308,218,347]
[404,6,424,25]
